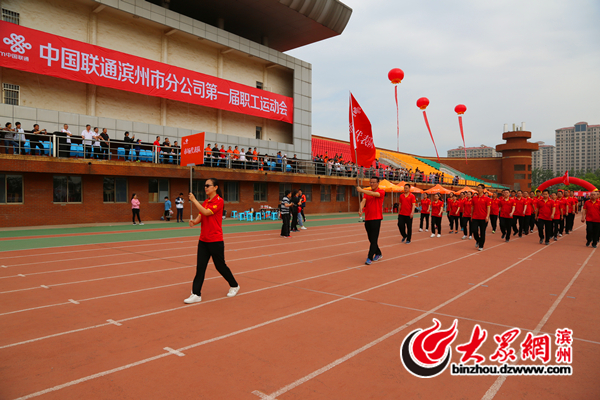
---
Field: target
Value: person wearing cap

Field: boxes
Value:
[175,193,185,223]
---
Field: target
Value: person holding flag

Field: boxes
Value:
[358,177,385,265]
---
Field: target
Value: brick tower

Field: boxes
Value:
[496,123,539,191]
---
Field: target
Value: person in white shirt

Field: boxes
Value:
[175,193,185,223]
[81,124,94,159]
[92,127,101,159]
[239,148,247,163]
[14,122,25,155]
[60,124,73,158]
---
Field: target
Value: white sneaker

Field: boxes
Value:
[425,229,428,232]
[559,233,562,237]
[133,222,136,225]
[301,226,307,230]
[469,236,472,239]
[184,294,202,304]
[462,235,467,240]
[227,286,240,297]
[430,234,435,238]
[139,222,144,225]
[437,234,441,237]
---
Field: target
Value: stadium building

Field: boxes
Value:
[0,0,532,227]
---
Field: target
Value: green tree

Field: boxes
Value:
[531,168,555,187]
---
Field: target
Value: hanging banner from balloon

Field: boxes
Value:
[388,68,404,152]
[455,104,468,164]
[416,97,440,163]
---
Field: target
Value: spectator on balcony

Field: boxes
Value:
[92,127,102,159]
[233,146,240,162]
[59,124,73,158]
[211,143,219,167]
[172,141,180,164]
[98,128,110,160]
[123,131,135,159]
[238,148,247,168]
[134,139,142,162]
[161,138,172,163]
[32,124,47,156]
[2,122,17,154]
[153,136,161,158]
[226,146,233,165]
[15,122,25,154]
[205,143,212,165]
[80,124,93,159]
[245,148,253,169]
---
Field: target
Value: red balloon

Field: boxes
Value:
[416,97,429,110]
[388,68,404,84]
[455,104,467,115]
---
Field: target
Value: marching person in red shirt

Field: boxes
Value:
[358,177,385,264]
[446,193,457,234]
[397,184,416,244]
[450,192,462,234]
[535,189,556,245]
[184,178,240,304]
[581,191,600,247]
[498,189,516,242]
[512,190,528,237]
[461,191,473,240]
[419,194,431,232]
[529,190,538,233]
[430,194,444,237]
[471,184,492,250]
[490,192,500,234]
[550,192,563,241]
[556,190,567,237]
[523,191,533,235]
[457,192,466,233]
[565,190,578,234]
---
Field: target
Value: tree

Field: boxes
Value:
[531,168,555,187]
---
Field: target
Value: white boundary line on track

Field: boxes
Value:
[12,240,517,400]
[0,228,401,293]
[2,223,375,267]
[480,247,595,400]
[0,238,460,350]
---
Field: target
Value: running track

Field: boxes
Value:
[0,218,598,399]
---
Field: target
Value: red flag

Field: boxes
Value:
[349,93,376,168]
[562,171,570,185]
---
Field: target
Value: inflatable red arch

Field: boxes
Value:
[537,177,597,192]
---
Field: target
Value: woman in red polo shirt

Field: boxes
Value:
[430,194,444,237]
[419,194,431,232]
[490,192,500,234]
[449,193,461,234]
[184,178,240,304]
[461,191,473,240]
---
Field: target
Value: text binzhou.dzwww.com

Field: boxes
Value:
[451,363,572,376]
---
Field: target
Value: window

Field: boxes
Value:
[223,181,239,202]
[336,186,346,202]
[514,164,526,171]
[2,83,19,105]
[53,176,82,203]
[528,165,532,171]
[300,184,312,201]
[279,183,292,200]
[254,183,267,202]
[190,180,207,201]
[1,9,19,24]
[256,81,263,89]
[149,179,169,202]
[0,174,23,203]
[321,185,331,202]
[481,175,497,181]
[103,177,128,203]
[255,126,262,140]
[514,174,526,180]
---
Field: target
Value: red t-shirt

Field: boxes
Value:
[431,200,443,216]
[364,188,385,221]
[490,198,500,216]
[200,195,224,242]
[553,200,562,220]
[536,199,556,221]
[524,198,533,216]
[513,198,526,216]
[584,200,600,222]
[462,198,473,217]
[569,197,578,213]
[421,198,431,214]
[450,199,461,216]
[557,198,567,216]
[499,197,515,218]
[398,193,416,216]
[471,195,491,220]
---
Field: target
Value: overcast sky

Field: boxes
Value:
[287,0,600,156]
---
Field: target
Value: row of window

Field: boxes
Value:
[0,175,351,204]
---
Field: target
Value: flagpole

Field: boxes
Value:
[350,92,362,222]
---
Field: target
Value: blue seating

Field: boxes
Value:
[239,212,246,221]
[70,143,78,157]
[117,147,126,160]
[270,211,279,220]
[231,211,238,219]
[77,145,84,158]
[255,212,262,221]
[246,211,254,222]
[23,140,31,155]
[42,141,51,156]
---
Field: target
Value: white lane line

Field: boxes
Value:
[1,265,6,268]
[252,391,277,400]
[163,347,185,357]
[0,218,371,259]
[10,241,507,399]
[252,241,560,399]
[0,227,397,278]
[40,285,49,289]
[106,319,122,326]
[481,247,595,400]
[0,229,401,292]
[0,238,462,349]
[68,299,79,305]
[17,274,25,277]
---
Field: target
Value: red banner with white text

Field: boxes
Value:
[0,21,293,124]
[181,132,205,166]
[349,92,376,168]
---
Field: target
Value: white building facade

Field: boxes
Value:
[447,145,501,158]
[532,141,556,173]
[555,122,600,174]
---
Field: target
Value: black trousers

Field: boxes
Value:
[586,221,600,245]
[32,141,44,155]
[557,215,565,235]
[500,216,512,240]
[566,213,575,233]
[420,213,430,230]
[431,216,442,234]
[281,213,290,237]
[459,213,464,230]
[100,145,109,160]
[462,216,472,236]
[471,219,487,248]
[176,208,183,222]
[512,216,519,234]
[301,207,306,221]
[192,240,238,296]
[449,215,460,231]
[365,219,382,260]
[397,214,413,241]
[552,220,560,238]
[84,144,92,159]
[290,208,298,231]
[529,215,537,232]
[537,219,553,243]
[132,209,141,223]
[490,215,498,232]
[514,215,525,236]
[523,215,531,234]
